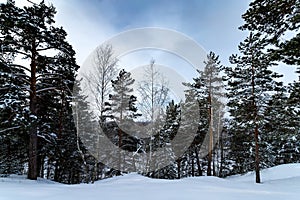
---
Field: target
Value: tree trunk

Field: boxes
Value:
[118,128,122,172]
[46,158,51,179]
[54,160,60,182]
[28,44,38,180]
[191,157,195,177]
[207,98,213,176]
[219,130,224,177]
[7,139,11,173]
[195,149,202,176]
[255,125,261,183]
[92,163,98,183]
[37,155,44,178]
[213,154,216,176]
[28,117,37,180]
[251,56,261,183]
[177,159,181,179]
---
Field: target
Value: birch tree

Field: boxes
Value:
[83,44,118,121]
[137,59,170,171]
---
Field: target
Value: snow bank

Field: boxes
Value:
[0,164,300,200]
[228,163,300,182]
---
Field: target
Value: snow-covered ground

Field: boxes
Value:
[1,164,300,200]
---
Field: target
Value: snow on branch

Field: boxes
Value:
[36,87,58,93]
[0,126,21,133]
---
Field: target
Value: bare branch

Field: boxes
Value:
[81,44,118,118]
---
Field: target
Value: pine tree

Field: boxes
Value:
[202,52,224,176]
[240,0,300,66]
[151,100,179,179]
[262,89,300,166]
[106,69,139,172]
[183,52,225,176]
[109,69,139,123]
[182,87,206,177]
[226,0,299,181]
[288,67,300,145]
[225,32,283,183]
[285,72,300,163]
[73,79,102,183]
[0,56,28,175]
[0,1,79,180]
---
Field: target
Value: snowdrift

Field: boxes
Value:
[1,164,300,200]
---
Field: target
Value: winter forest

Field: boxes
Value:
[0,0,300,196]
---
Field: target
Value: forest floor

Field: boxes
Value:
[1,164,300,200]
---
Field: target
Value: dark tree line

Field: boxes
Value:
[224,0,300,183]
[0,0,84,183]
[0,0,299,184]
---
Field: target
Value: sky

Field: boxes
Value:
[2,0,298,83]
[54,0,251,67]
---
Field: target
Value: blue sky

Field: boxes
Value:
[5,0,298,83]
[51,0,253,82]
[54,0,251,66]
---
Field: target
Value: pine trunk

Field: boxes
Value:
[251,57,261,184]
[195,149,202,176]
[191,157,195,177]
[207,95,213,176]
[28,127,37,180]
[219,130,224,177]
[28,43,38,180]
[255,125,261,183]
[177,159,181,179]
[118,128,122,172]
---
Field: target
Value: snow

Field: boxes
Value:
[1,164,300,200]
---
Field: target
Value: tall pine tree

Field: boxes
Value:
[106,69,139,172]
[0,1,79,180]
[183,52,225,176]
[240,0,300,66]
[225,32,283,183]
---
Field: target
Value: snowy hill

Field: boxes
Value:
[1,164,300,200]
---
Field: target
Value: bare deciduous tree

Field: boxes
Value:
[83,44,118,120]
[138,59,169,123]
[137,59,170,172]
[81,44,118,180]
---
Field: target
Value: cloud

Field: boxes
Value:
[49,0,117,66]
[6,0,251,68]
[1,0,296,88]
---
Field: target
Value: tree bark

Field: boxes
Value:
[177,159,181,179]
[255,125,261,183]
[195,149,202,176]
[251,52,261,183]
[28,41,38,180]
[219,130,224,177]
[191,157,195,177]
[118,128,122,172]
[28,111,37,180]
[207,94,213,176]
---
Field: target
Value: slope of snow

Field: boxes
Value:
[229,163,300,182]
[1,164,300,200]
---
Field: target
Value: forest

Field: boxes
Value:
[0,0,299,185]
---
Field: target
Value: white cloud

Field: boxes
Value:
[2,0,297,84]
